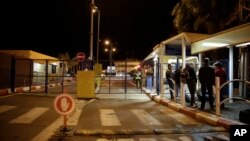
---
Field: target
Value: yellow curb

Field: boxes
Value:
[196,112,219,126]
[168,102,182,111]
[152,95,161,103]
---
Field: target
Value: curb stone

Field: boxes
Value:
[144,92,245,131]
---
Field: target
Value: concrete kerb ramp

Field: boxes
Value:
[144,92,245,131]
[73,127,225,136]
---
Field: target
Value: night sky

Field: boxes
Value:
[3,0,178,60]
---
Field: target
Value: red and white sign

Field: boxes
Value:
[76,52,86,62]
[54,94,75,115]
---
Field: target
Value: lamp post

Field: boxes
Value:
[105,40,116,94]
[104,40,116,75]
[92,6,100,63]
[89,0,95,60]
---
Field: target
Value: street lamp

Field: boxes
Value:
[104,40,116,74]
[92,6,100,63]
[89,0,94,60]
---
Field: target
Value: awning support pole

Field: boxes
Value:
[181,35,186,106]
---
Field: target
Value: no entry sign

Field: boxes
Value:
[76,52,86,62]
[54,94,75,115]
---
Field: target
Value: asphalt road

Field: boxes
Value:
[0,94,229,141]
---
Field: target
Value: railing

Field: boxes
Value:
[215,78,250,116]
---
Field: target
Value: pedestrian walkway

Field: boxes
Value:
[164,92,250,123]
[143,87,249,131]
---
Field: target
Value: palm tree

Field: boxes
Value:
[172,0,240,34]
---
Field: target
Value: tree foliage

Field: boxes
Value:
[172,0,239,34]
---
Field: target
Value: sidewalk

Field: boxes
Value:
[143,88,249,131]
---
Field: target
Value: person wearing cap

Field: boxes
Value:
[214,62,227,108]
[198,58,215,110]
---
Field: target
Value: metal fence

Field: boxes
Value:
[2,58,143,94]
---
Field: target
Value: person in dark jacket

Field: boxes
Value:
[198,58,215,110]
[174,66,182,97]
[184,63,197,107]
[166,64,174,99]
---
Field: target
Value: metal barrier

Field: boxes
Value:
[215,78,250,116]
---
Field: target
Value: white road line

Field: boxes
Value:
[0,105,16,114]
[97,139,134,141]
[10,107,49,124]
[160,108,199,125]
[100,109,121,126]
[32,99,94,141]
[140,139,157,141]
[67,109,82,126]
[117,139,134,141]
[31,116,63,141]
[131,109,162,126]
[68,99,96,125]
[168,113,199,125]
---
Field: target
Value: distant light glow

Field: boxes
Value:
[105,40,110,45]
[202,42,229,47]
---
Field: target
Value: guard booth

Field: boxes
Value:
[76,52,95,98]
[77,71,95,98]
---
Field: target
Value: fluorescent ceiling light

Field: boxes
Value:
[202,42,229,47]
[236,42,250,47]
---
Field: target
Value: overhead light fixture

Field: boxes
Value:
[153,55,158,62]
[202,42,229,47]
[236,42,250,47]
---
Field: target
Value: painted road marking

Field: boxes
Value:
[10,107,49,124]
[140,139,157,141]
[169,113,199,125]
[162,108,199,125]
[100,109,121,126]
[67,108,82,126]
[31,116,63,141]
[0,105,16,114]
[97,139,133,141]
[68,99,96,125]
[32,99,95,141]
[131,109,162,126]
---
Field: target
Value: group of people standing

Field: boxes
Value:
[166,58,227,110]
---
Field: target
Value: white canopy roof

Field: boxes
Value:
[191,23,250,54]
[144,32,209,61]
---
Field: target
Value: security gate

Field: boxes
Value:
[97,59,143,94]
[7,58,143,94]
